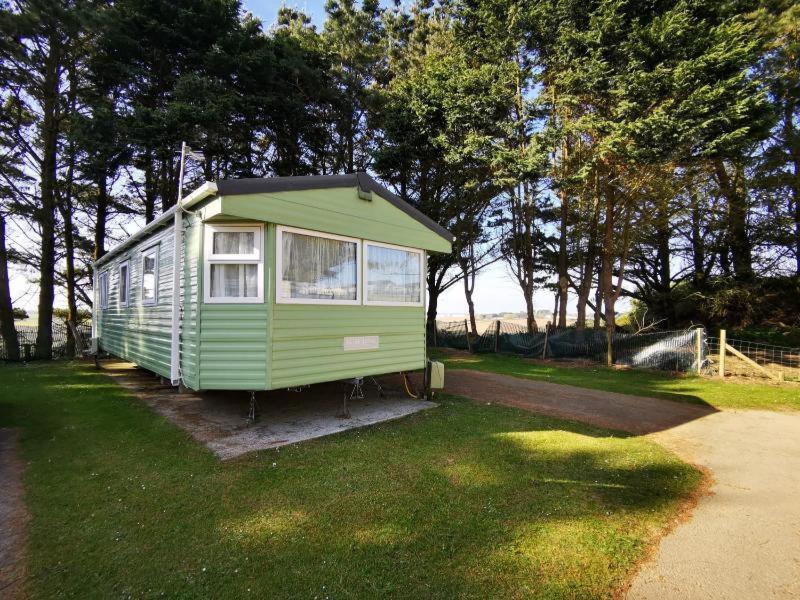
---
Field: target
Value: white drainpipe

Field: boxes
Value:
[169,207,183,385]
[170,143,187,386]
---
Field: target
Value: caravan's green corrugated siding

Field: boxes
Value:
[198,305,269,389]
[96,227,175,379]
[270,305,425,389]
[196,223,272,390]
[214,187,450,253]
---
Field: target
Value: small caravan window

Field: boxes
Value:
[141,247,159,304]
[276,226,360,305]
[118,261,130,307]
[364,242,424,306]
[204,225,264,303]
[99,271,109,309]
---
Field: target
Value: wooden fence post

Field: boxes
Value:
[464,319,472,353]
[718,329,726,379]
[541,323,549,359]
[494,320,501,353]
[695,327,703,374]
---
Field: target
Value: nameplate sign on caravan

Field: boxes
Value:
[343,336,379,351]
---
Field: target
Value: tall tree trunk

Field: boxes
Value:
[713,158,752,280]
[35,31,62,360]
[61,203,78,356]
[655,198,672,324]
[551,291,559,328]
[575,198,600,330]
[94,176,109,260]
[795,187,800,276]
[780,98,800,275]
[600,182,633,364]
[557,188,569,328]
[460,258,478,336]
[144,157,157,223]
[689,181,707,289]
[426,276,439,335]
[0,214,20,361]
[593,278,602,330]
[524,291,536,335]
[61,59,78,357]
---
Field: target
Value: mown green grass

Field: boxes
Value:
[1,362,700,599]
[432,350,800,411]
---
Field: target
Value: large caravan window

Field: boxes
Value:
[204,225,263,303]
[277,227,360,304]
[364,242,423,306]
[118,261,130,307]
[99,271,109,309]
[141,246,159,304]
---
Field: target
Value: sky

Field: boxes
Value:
[7,0,581,320]
[244,0,331,27]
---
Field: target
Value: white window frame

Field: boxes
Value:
[118,260,130,307]
[141,245,160,305]
[99,271,109,309]
[276,225,362,306]
[363,240,425,307]
[203,224,264,304]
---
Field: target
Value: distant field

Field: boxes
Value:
[437,316,575,332]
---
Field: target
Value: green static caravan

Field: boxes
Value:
[92,173,453,392]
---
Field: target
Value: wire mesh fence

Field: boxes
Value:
[705,336,800,382]
[431,319,703,373]
[427,321,471,351]
[0,322,92,361]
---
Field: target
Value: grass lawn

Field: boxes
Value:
[1,362,700,599]
[432,350,800,411]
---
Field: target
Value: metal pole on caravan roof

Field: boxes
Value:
[170,143,187,385]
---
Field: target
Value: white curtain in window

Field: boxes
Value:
[142,254,156,301]
[213,231,255,255]
[210,264,258,298]
[281,231,357,300]
[367,245,420,303]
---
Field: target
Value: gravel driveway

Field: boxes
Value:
[444,369,800,599]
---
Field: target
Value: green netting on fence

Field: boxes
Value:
[428,321,470,350]
[433,320,700,373]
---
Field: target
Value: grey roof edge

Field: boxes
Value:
[217,173,455,243]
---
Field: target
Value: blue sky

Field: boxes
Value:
[243,0,331,27]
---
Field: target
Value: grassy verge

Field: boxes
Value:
[1,361,701,599]
[432,350,799,411]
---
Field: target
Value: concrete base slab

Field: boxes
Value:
[101,361,435,460]
[207,395,436,459]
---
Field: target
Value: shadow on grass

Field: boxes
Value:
[0,361,701,599]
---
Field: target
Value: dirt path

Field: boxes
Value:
[444,370,800,599]
[0,428,28,600]
[444,369,717,434]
